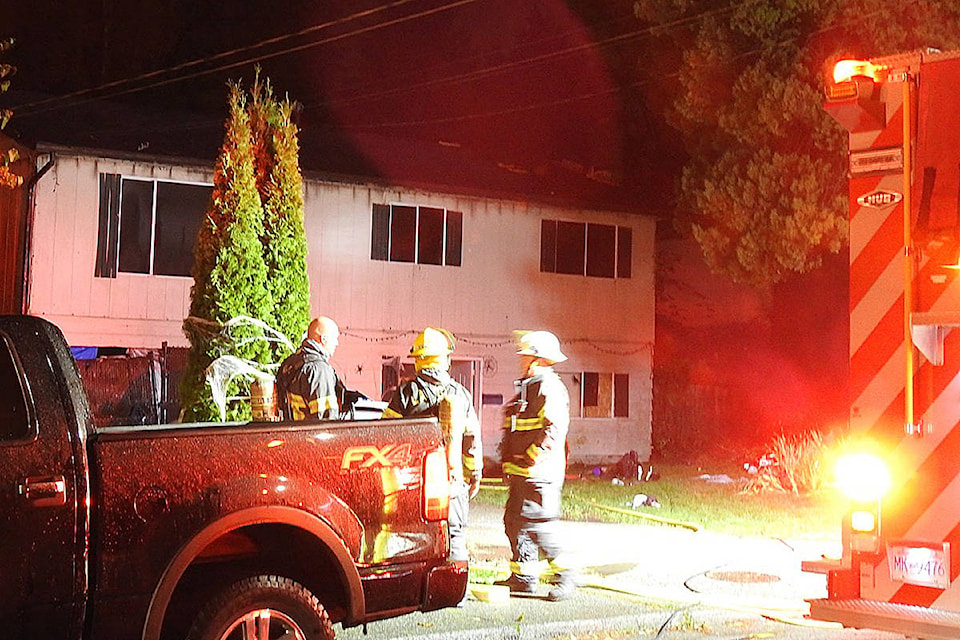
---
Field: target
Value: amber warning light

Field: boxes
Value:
[833,59,887,84]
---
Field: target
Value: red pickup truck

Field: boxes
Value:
[0,315,466,640]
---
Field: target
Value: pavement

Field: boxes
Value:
[338,498,908,640]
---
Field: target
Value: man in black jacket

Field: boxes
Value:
[276,316,358,420]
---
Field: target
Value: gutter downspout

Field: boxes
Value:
[22,152,54,314]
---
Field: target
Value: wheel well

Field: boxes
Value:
[160,523,353,640]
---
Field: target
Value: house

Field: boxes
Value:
[0,132,656,464]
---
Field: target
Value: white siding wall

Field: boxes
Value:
[28,155,211,347]
[27,152,655,462]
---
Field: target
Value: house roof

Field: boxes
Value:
[8,90,656,215]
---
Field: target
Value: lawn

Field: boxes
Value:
[474,463,846,541]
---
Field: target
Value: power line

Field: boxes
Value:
[13,0,752,121]
[13,0,485,117]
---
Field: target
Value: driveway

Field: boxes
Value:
[339,501,908,640]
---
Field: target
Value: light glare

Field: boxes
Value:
[833,59,885,84]
[835,452,891,502]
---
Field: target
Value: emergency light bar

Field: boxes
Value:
[833,59,887,84]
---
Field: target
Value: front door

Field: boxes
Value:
[0,324,84,636]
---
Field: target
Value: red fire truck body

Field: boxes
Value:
[804,49,960,639]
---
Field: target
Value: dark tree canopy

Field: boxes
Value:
[634,0,960,287]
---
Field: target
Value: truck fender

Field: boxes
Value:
[141,505,364,640]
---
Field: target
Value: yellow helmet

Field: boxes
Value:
[515,330,567,364]
[410,327,455,358]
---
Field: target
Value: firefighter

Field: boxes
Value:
[382,327,482,563]
[275,316,361,420]
[495,330,576,601]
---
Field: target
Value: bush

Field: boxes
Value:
[742,430,826,495]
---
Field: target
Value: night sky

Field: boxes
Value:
[5,0,681,199]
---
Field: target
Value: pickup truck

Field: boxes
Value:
[0,315,466,640]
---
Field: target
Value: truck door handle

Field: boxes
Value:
[18,475,67,507]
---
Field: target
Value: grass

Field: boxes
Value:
[475,462,846,541]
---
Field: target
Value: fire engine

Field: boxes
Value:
[802,48,960,638]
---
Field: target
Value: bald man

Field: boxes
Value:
[276,316,355,420]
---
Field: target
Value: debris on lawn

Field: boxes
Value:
[592,450,661,485]
[630,493,661,509]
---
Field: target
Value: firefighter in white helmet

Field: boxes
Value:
[494,330,576,601]
[382,327,483,565]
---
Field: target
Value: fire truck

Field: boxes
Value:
[802,48,960,638]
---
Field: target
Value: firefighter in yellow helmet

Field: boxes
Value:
[495,330,576,601]
[382,327,483,564]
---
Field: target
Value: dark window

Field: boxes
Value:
[370,204,462,267]
[118,179,153,274]
[556,221,586,275]
[580,371,629,418]
[617,226,632,278]
[96,174,211,278]
[614,373,629,417]
[540,219,557,272]
[540,218,631,279]
[389,205,417,263]
[0,334,30,441]
[445,210,462,266]
[371,203,390,260]
[154,182,208,276]
[418,207,444,265]
[582,371,599,407]
[586,223,616,278]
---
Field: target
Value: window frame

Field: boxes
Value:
[540,219,632,279]
[578,370,629,418]
[370,203,463,267]
[96,173,212,279]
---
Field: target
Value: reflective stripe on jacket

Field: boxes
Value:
[382,368,482,483]
[500,370,569,480]
[275,339,345,420]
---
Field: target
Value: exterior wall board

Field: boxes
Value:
[22,150,654,462]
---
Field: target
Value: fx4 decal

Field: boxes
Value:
[341,443,413,470]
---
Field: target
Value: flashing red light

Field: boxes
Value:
[833,59,886,84]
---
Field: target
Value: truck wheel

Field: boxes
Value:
[186,575,334,640]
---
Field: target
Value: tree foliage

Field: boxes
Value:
[0,37,21,189]
[181,77,311,422]
[248,73,311,359]
[633,0,960,287]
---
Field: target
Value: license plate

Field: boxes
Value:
[887,541,951,589]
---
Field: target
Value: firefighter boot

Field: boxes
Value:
[547,573,576,602]
[493,573,537,594]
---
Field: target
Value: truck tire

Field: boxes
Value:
[186,574,334,640]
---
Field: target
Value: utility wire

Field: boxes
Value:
[11,0,908,140]
[12,0,752,119]
[13,0,485,116]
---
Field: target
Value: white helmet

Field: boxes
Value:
[515,330,567,364]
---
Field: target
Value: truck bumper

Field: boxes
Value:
[422,560,469,611]
[808,598,960,640]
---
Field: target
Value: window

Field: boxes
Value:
[96,174,211,278]
[540,219,632,278]
[371,203,462,266]
[580,371,629,418]
[0,333,31,441]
